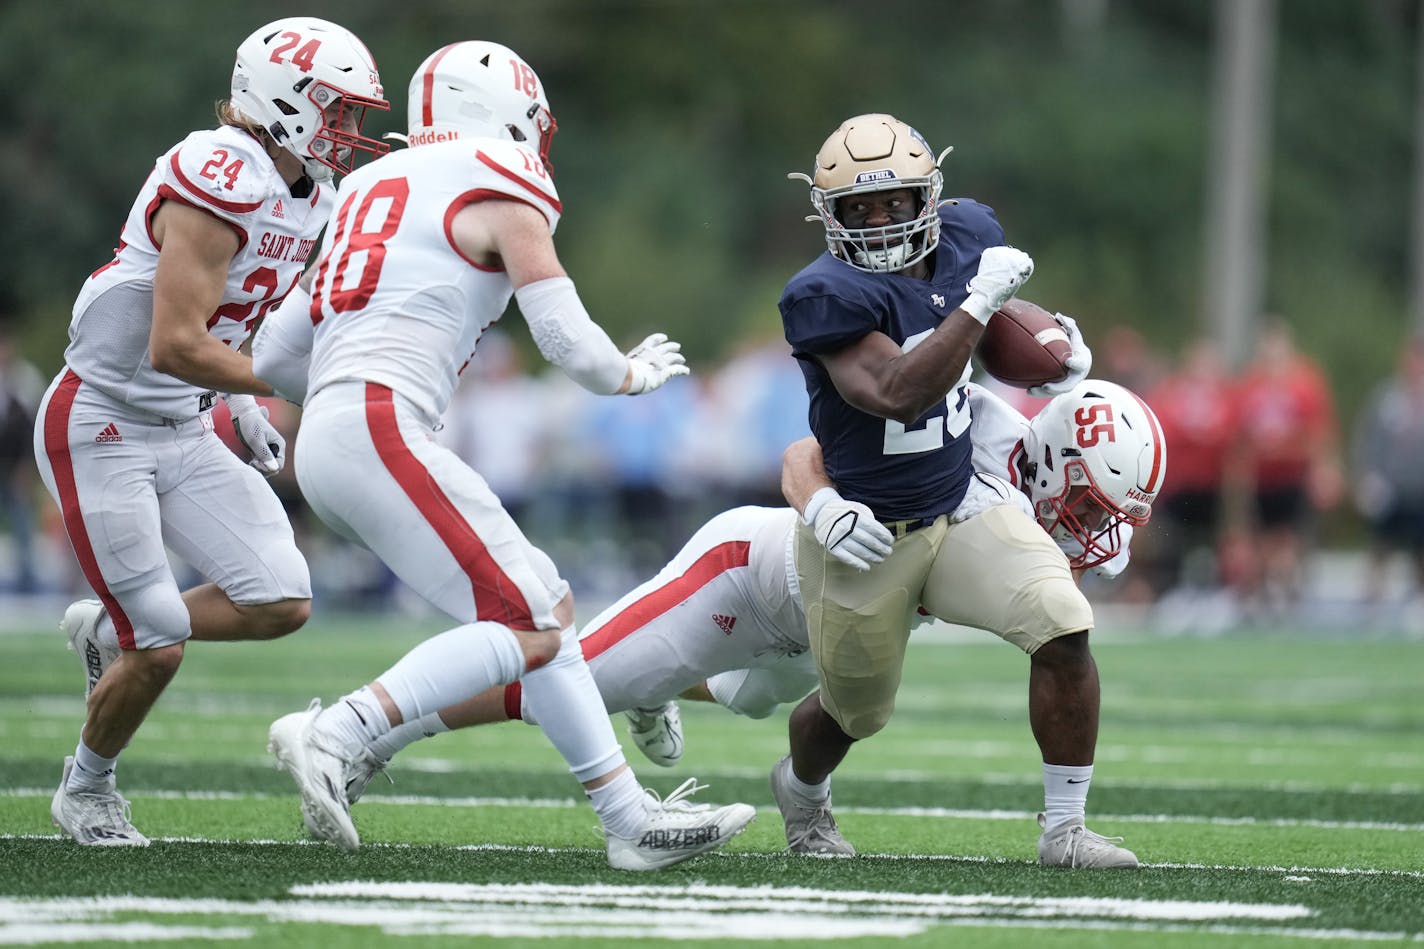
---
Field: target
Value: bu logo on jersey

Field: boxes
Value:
[712,613,736,636]
[95,423,122,443]
[931,293,946,308]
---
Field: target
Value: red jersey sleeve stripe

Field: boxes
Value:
[156,185,249,252]
[167,154,264,214]
[475,151,563,214]
[444,188,546,271]
[363,382,536,630]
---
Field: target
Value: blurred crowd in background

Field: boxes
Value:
[6,308,1424,635]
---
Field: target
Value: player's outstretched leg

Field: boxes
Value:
[1036,813,1138,868]
[604,777,756,871]
[61,599,117,698]
[51,756,148,847]
[770,755,855,855]
[624,702,683,767]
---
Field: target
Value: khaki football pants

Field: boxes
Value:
[795,503,1092,740]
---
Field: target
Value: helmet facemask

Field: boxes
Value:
[1033,460,1144,570]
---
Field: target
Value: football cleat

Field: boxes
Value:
[1037,812,1139,868]
[300,747,391,839]
[268,699,361,851]
[61,599,117,698]
[51,756,148,847]
[625,702,684,767]
[770,755,855,855]
[604,777,756,871]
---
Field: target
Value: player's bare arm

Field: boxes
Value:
[818,321,981,424]
[149,201,274,395]
[780,436,831,515]
[450,197,566,284]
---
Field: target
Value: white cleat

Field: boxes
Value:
[605,777,756,871]
[1037,813,1139,868]
[51,756,148,847]
[300,746,390,839]
[770,755,855,855]
[61,599,117,698]
[625,702,684,767]
[268,699,360,851]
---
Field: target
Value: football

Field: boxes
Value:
[975,298,1073,388]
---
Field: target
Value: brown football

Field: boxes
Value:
[975,298,1073,388]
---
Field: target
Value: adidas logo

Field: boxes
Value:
[95,423,122,443]
[712,613,736,636]
[271,199,285,219]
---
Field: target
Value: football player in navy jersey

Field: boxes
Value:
[775,114,1135,867]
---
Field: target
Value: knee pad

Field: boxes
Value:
[108,573,192,649]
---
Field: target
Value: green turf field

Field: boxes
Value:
[1,613,1420,946]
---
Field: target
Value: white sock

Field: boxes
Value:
[368,710,450,761]
[376,621,525,723]
[520,625,625,782]
[784,760,831,806]
[317,686,391,755]
[1043,762,1092,830]
[69,740,117,792]
[586,768,649,839]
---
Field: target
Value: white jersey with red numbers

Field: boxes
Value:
[65,125,331,420]
[305,137,562,423]
[507,506,816,721]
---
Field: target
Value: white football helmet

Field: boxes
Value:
[405,42,557,167]
[230,18,389,182]
[789,114,950,273]
[1022,379,1167,569]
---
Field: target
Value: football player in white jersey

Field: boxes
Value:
[32,18,388,847]
[249,41,755,870]
[291,379,1164,868]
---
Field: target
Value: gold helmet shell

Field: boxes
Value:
[791,114,949,272]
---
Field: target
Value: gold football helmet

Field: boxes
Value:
[789,114,950,272]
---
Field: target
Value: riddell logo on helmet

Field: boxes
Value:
[408,129,461,145]
[855,169,898,184]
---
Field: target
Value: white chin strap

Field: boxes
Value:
[302,159,334,183]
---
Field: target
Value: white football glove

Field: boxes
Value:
[803,487,895,571]
[226,394,285,477]
[624,332,690,395]
[961,246,1034,324]
[1028,312,1093,398]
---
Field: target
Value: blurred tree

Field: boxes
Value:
[0,0,1414,443]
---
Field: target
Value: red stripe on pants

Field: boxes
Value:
[503,540,752,721]
[43,370,136,648]
[364,383,535,629]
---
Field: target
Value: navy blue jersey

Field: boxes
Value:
[779,199,1004,521]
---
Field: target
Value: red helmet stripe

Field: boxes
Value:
[420,44,461,129]
[1127,390,1165,493]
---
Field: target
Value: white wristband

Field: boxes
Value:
[959,291,995,326]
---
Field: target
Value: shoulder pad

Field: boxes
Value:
[470,139,562,226]
[161,129,275,221]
